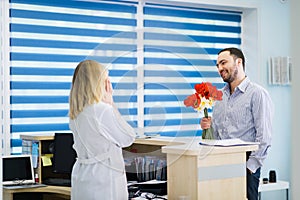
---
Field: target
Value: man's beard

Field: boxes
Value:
[222,67,238,83]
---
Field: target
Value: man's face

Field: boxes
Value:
[216,51,239,83]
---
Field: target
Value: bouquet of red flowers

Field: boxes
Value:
[184,82,223,139]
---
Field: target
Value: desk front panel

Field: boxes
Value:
[167,151,247,200]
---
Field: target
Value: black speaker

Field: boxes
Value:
[269,170,277,183]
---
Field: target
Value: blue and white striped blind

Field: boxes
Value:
[143,3,241,137]
[9,0,241,154]
[9,0,137,154]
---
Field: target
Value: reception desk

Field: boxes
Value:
[12,134,257,200]
[160,137,258,200]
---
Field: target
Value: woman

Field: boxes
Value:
[69,60,136,200]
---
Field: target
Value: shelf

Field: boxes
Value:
[259,180,289,192]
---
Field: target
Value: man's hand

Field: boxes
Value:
[247,168,253,174]
[200,117,212,129]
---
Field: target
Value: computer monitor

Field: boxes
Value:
[2,155,35,185]
[52,133,77,174]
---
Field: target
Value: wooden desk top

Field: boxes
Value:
[134,136,192,146]
[161,139,258,156]
[20,133,191,146]
[3,185,70,196]
[20,133,55,141]
[20,133,258,156]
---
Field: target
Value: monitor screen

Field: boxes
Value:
[2,155,35,185]
[52,133,77,174]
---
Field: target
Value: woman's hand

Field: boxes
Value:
[200,117,212,129]
[102,78,113,105]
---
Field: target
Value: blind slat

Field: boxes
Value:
[11,24,137,38]
[145,46,221,54]
[144,83,225,90]
[11,38,136,50]
[145,20,241,33]
[11,108,137,118]
[144,32,241,44]
[11,67,137,76]
[144,6,241,22]
[11,123,69,132]
[11,9,136,26]
[11,0,137,13]
[11,53,137,63]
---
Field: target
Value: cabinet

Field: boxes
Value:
[123,138,168,195]
[15,134,172,200]
[20,133,70,184]
[20,133,170,185]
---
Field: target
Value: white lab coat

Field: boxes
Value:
[69,102,136,200]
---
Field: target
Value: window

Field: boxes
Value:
[9,0,137,154]
[142,3,241,136]
[7,0,241,154]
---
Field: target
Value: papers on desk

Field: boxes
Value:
[133,180,167,185]
[199,138,259,147]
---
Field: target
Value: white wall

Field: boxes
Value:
[290,0,300,199]
[256,1,291,199]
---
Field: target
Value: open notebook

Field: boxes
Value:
[2,155,46,189]
[199,138,259,147]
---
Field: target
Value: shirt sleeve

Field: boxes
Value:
[95,103,136,148]
[247,88,274,173]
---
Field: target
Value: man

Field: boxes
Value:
[200,47,273,200]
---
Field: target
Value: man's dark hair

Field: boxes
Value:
[218,47,245,70]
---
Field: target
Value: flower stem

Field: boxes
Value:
[202,107,214,140]
[204,107,208,118]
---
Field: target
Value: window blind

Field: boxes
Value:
[143,3,241,136]
[9,0,137,154]
[8,0,242,154]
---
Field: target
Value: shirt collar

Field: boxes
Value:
[224,76,250,94]
[237,76,250,93]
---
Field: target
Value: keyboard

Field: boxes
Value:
[3,183,47,189]
[43,178,71,187]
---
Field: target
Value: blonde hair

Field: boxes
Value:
[69,60,107,119]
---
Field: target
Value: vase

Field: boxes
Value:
[202,107,214,140]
